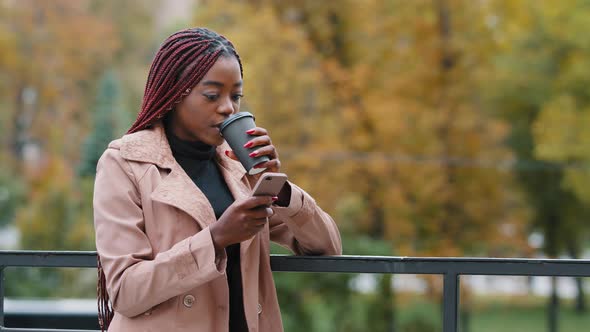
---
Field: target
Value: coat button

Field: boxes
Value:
[257,303,262,314]
[183,294,196,308]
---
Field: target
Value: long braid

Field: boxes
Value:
[98,28,243,331]
[97,256,112,331]
[130,50,219,133]
[142,43,212,115]
[127,28,243,134]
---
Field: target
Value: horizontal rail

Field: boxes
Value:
[1,251,589,276]
[271,255,590,276]
[1,251,589,332]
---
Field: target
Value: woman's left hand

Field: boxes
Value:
[226,126,281,173]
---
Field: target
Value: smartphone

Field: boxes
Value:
[251,172,288,196]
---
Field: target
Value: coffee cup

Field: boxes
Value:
[219,112,269,175]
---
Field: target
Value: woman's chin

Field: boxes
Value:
[208,135,225,147]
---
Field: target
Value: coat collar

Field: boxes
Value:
[117,122,251,231]
[118,122,247,178]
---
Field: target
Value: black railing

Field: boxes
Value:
[1,251,590,332]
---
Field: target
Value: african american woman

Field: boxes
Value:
[93,27,342,332]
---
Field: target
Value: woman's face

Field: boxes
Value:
[168,55,243,145]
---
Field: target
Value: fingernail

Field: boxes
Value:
[246,129,255,134]
[224,150,230,156]
[272,196,278,201]
[249,151,258,157]
[243,142,253,148]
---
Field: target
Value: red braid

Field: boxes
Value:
[98,28,243,331]
[127,28,243,134]
[140,42,209,117]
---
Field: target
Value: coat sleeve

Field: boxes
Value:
[268,182,342,256]
[93,148,227,318]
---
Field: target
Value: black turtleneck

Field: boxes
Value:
[165,128,248,332]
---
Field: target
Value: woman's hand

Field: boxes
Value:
[226,127,281,173]
[209,195,275,250]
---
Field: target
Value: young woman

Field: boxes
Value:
[93,27,342,332]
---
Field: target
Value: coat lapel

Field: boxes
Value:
[150,163,216,230]
[118,123,258,247]
[119,123,216,230]
[216,143,250,199]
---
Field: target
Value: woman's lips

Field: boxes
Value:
[212,124,222,136]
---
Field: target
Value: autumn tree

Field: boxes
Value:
[78,70,123,177]
[1,1,119,166]
[194,1,530,331]
[484,1,590,329]
[1,0,120,298]
[88,0,158,130]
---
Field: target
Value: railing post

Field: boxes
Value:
[443,272,459,332]
[0,266,4,327]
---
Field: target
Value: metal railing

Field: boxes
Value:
[1,251,589,332]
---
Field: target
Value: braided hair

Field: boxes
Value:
[98,28,243,331]
[127,27,243,133]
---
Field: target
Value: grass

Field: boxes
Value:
[467,296,590,332]
[392,293,590,332]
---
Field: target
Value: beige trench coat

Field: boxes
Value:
[93,123,342,332]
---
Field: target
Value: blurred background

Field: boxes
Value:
[1,0,589,331]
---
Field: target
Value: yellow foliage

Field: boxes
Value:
[191,0,529,257]
[0,0,540,258]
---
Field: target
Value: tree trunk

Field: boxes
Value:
[573,277,586,313]
[378,274,395,332]
[566,243,586,313]
[544,212,559,332]
[368,185,395,331]
[11,85,26,162]
[434,0,462,242]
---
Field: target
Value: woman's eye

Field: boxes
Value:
[232,94,244,102]
[203,94,218,101]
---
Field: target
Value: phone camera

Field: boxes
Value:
[266,177,272,180]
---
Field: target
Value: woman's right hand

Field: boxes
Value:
[209,195,275,250]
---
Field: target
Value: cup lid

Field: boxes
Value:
[219,112,255,133]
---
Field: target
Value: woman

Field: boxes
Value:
[93,27,342,332]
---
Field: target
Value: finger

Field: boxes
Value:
[248,144,278,159]
[248,206,274,219]
[249,216,269,226]
[224,150,239,161]
[254,216,270,228]
[243,195,274,209]
[258,218,269,227]
[253,159,281,172]
[246,127,269,136]
[244,135,271,149]
[241,217,267,232]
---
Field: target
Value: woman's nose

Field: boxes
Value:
[218,97,234,115]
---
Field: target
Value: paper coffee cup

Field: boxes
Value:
[220,112,269,175]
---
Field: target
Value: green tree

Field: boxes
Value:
[485,0,590,327]
[88,0,157,132]
[78,70,122,177]
[9,158,96,298]
[0,169,26,228]
[0,0,120,231]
